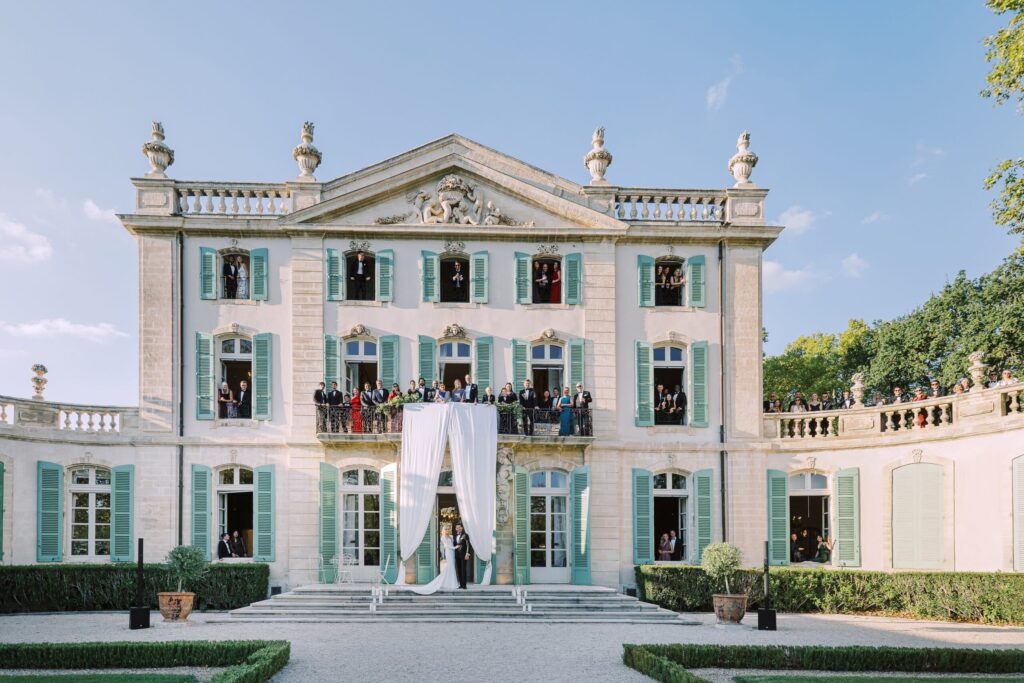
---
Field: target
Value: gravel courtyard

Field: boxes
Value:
[1,612,1023,682]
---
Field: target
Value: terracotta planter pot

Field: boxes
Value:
[157,592,195,622]
[712,593,747,625]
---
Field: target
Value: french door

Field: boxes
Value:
[529,471,570,583]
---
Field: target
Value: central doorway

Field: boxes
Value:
[789,472,830,561]
[434,470,474,583]
[529,470,570,583]
[439,341,471,390]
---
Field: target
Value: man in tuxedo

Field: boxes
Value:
[837,390,855,409]
[653,383,666,424]
[671,385,687,426]
[350,250,372,300]
[463,374,478,403]
[928,379,945,398]
[417,377,429,402]
[222,259,237,299]
[372,380,387,432]
[519,379,537,435]
[314,382,328,432]
[763,392,778,413]
[236,380,251,419]
[573,382,593,436]
[668,530,682,561]
[326,381,343,432]
[217,533,232,559]
[535,262,550,303]
[452,523,471,589]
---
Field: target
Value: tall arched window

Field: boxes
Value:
[789,471,829,558]
[218,336,252,419]
[69,466,111,559]
[344,338,378,396]
[341,467,381,566]
[653,471,688,561]
[529,470,569,582]
[217,466,253,557]
[439,341,472,389]
[653,344,686,425]
[654,257,686,307]
[220,249,251,300]
[531,343,564,398]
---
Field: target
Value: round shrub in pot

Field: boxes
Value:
[157,546,208,622]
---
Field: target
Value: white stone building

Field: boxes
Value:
[0,123,1022,592]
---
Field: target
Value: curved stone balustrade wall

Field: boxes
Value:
[0,395,138,436]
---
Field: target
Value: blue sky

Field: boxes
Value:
[0,1,1020,404]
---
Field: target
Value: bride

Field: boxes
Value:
[236,256,249,300]
[405,523,460,594]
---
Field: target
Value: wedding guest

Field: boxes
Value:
[953,382,965,395]
[350,389,363,433]
[911,386,929,426]
[222,258,238,299]
[837,390,855,409]
[218,382,235,419]
[812,535,832,563]
[463,374,478,403]
[451,260,466,299]
[820,391,834,410]
[314,381,327,405]
[429,379,440,402]
[669,384,686,425]
[988,370,1000,388]
[959,377,971,393]
[789,396,808,413]
[417,377,430,401]
[763,392,778,412]
[998,369,1019,387]
[519,379,537,435]
[314,381,327,431]
[573,382,593,435]
[532,260,541,303]
[535,262,550,303]
[434,382,450,403]
[498,383,517,434]
[230,530,247,558]
[772,399,783,413]
[654,265,665,306]
[350,250,372,300]
[789,532,803,562]
[670,267,685,305]
[407,380,419,397]
[387,383,402,401]
[558,385,573,436]
[872,391,886,406]
[891,386,908,404]
[236,256,249,299]
[929,379,945,398]
[360,382,374,432]
[451,378,465,403]
[657,533,672,561]
[236,380,251,419]
[669,530,682,561]
[807,393,823,411]
[483,386,496,404]
[550,261,562,303]
[217,533,232,560]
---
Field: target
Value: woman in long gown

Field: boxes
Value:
[236,257,249,299]
[406,524,460,594]
[558,385,573,436]
[350,389,362,433]
[550,261,562,303]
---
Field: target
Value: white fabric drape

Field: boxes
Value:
[395,403,451,584]
[448,403,498,585]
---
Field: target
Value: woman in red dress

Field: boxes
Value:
[350,389,362,433]
[550,261,562,304]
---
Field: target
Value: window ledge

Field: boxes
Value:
[519,303,574,310]
[650,306,696,313]
[645,426,698,435]
[337,300,386,307]
[216,299,260,306]
[213,420,264,429]
[214,557,255,563]
[433,302,479,309]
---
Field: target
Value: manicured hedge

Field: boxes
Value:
[623,644,1024,683]
[0,640,290,683]
[635,565,1024,625]
[0,563,269,613]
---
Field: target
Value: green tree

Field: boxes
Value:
[762,320,871,400]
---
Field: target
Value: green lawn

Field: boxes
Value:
[0,675,196,682]
[734,677,1024,682]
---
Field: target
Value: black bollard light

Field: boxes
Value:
[757,540,777,631]
[129,538,150,629]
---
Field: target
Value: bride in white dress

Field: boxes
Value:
[236,257,249,300]
[405,523,460,595]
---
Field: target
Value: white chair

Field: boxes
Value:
[336,551,356,584]
[377,554,393,586]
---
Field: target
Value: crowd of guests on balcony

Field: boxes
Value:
[763,369,1019,414]
[314,376,593,437]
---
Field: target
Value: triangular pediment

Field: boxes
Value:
[284,134,625,230]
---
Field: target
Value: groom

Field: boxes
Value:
[453,523,471,589]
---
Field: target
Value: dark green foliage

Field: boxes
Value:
[0,563,268,613]
[0,641,289,683]
[735,677,1021,683]
[635,565,1024,625]
[622,645,709,683]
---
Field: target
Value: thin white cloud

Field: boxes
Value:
[0,214,53,263]
[841,252,870,278]
[83,199,119,224]
[861,211,887,224]
[777,205,819,235]
[706,55,742,111]
[763,260,815,292]
[909,172,929,185]
[0,318,128,344]
[914,142,945,164]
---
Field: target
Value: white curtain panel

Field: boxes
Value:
[448,403,498,585]
[395,402,451,584]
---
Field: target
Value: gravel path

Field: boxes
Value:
[0,612,1022,682]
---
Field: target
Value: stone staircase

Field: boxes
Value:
[218,584,693,624]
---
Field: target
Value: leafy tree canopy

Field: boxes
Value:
[983,0,1024,233]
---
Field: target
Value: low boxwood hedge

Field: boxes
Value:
[0,640,289,683]
[0,563,269,613]
[623,644,1024,683]
[635,565,1024,625]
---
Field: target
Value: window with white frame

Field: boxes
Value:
[531,343,565,399]
[217,466,254,557]
[219,336,253,419]
[345,339,378,396]
[653,344,687,425]
[653,472,688,561]
[789,471,830,552]
[69,467,111,559]
[439,341,472,390]
[529,470,569,580]
[341,467,381,566]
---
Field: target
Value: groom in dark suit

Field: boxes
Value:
[453,523,471,589]
[222,259,238,299]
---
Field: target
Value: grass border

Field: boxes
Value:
[0,641,290,683]
[622,644,1024,683]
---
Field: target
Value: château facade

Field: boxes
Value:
[0,123,1021,592]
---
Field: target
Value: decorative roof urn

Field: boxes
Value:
[292,121,322,181]
[850,372,866,408]
[31,364,48,401]
[583,127,613,185]
[727,130,759,187]
[141,122,174,178]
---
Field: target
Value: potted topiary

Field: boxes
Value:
[701,542,746,625]
[158,545,208,622]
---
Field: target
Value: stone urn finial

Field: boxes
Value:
[583,126,613,185]
[141,121,174,178]
[968,351,989,392]
[728,130,758,187]
[292,121,322,181]
[850,372,866,407]
[31,364,48,401]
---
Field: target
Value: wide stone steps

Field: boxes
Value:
[218,585,692,624]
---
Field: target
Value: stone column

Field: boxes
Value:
[724,244,763,440]
[289,237,325,436]
[582,237,617,434]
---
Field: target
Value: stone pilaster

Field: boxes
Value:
[138,235,177,433]
[724,245,763,440]
[286,445,323,588]
[582,238,617,433]
[289,238,325,436]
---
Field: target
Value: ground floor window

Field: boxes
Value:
[70,466,111,559]
[789,472,829,563]
[653,472,687,561]
[341,468,381,566]
[217,466,253,557]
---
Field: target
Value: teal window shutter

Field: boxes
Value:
[418,335,437,382]
[569,338,585,390]
[514,252,530,304]
[471,250,489,303]
[691,341,709,427]
[376,248,394,302]
[565,252,582,304]
[632,468,654,564]
[416,511,437,583]
[190,464,211,560]
[513,465,530,585]
[892,463,944,569]
[693,468,713,563]
[0,461,4,561]
[381,464,398,583]
[1013,456,1024,571]
[319,462,338,582]
[325,248,344,301]
[111,465,135,563]
[512,339,529,390]
[570,465,592,585]
[195,332,215,421]
[767,469,789,566]
[253,465,275,562]
[379,335,400,388]
[421,250,439,302]
[475,337,494,394]
[199,247,217,300]
[637,255,655,308]
[37,461,63,563]
[688,255,706,308]
[836,467,861,567]
[634,341,653,427]
[324,334,340,387]
[253,332,273,420]
[250,248,269,301]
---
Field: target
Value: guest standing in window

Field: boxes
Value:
[451,260,465,295]
[558,385,573,436]
[550,261,562,304]
[657,533,673,561]
[230,530,247,558]
[532,261,541,303]
[218,382,236,419]
[670,267,685,305]
[535,262,550,303]
[235,380,251,419]
[656,266,669,306]
[654,265,664,306]
[222,258,238,299]
[350,250,372,300]
[236,256,249,299]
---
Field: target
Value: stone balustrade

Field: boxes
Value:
[174,182,292,216]
[0,395,138,435]
[612,190,728,222]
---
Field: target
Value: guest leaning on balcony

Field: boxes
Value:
[890,386,908,404]
[763,392,778,412]
[837,390,855,409]
[327,381,343,432]
[997,369,1020,387]
[788,395,808,413]
[807,393,823,411]
[953,382,966,395]
[388,383,402,401]
[929,379,945,398]
[872,391,886,406]
[911,386,929,426]
[483,386,496,404]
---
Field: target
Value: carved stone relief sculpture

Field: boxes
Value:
[397,174,535,227]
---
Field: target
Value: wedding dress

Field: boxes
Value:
[404,534,460,595]
[237,264,249,299]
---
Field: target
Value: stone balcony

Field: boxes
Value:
[0,394,138,442]
[763,384,1024,450]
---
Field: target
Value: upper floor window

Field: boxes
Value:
[654,259,686,307]
[199,247,268,302]
[654,344,687,426]
[326,248,394,303]
[514,252,582,305]
[638,254,704,308]
[197,331,273,421]
[635,340,708,427]
[422,250,489,304]
[70,467,111,559]
[531,343,565,399]
[347,251,375,301]
[440,256,469,303]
